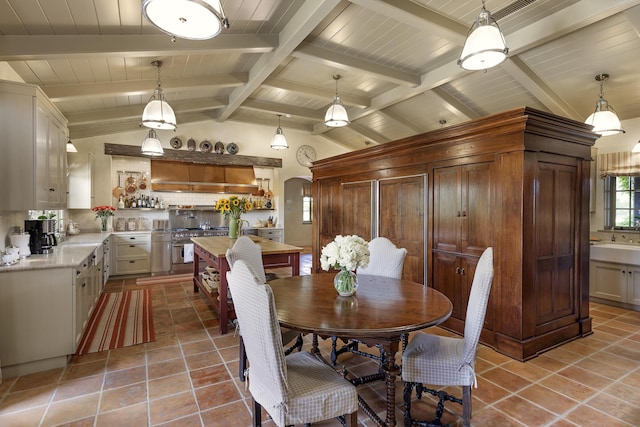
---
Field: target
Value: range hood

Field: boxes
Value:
[150,160,259,194]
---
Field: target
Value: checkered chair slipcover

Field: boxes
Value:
[357,236,408,279]
[228,260,359,427]
[402,247,494,427]
[331,237,408,366]
[225,236,303,382]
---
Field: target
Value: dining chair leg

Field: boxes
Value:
[252,398,262,427]
[239,336,247,381]
[346,411,358,426]
[462,385,472,427]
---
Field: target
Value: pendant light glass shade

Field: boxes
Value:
[66,139,78,153]
[584,74,624,137]
[458,2,508,71]
[271,115,289,150]
[142,61,177,131]
[142,0,229,41]
[632,140,640,153]
[141,129,164,156]
[325,75,350,127]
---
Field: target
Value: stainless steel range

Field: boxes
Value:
[170,227,228,273]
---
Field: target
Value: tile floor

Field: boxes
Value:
[0,257,639,426]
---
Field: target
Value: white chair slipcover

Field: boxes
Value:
[402,247,494,427]
[228,260,358,426]
[225,236,303,382]
[331,236,408,366]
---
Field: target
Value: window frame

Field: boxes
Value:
[604,175,640,230]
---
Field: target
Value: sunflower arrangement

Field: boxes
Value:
[215,196,252,219]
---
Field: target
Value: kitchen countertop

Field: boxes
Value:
[0,232,111,272]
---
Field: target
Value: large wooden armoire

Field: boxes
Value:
[310,107,597,361]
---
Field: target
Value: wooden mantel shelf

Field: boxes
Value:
[104,143,282,168]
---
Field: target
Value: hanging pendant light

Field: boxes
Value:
[142,0,229,41]
[66,139,78,153]
[271,114,289,150]
[584,74,624,137]
[142,60,177,131]
[141,129,164,156]
[458,0,509,71]
[325,75,350,127]
[632,140,640,153]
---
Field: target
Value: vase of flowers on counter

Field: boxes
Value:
[320,235,370,296]
[92,205,116,232]
[215,196,253,238]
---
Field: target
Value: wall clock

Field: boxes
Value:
[296,145,316,167]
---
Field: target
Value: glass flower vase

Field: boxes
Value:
[334,268,358,296]
[100,217,108,232]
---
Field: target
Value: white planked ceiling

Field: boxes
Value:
[1,0,640,150]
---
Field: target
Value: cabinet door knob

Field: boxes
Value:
[129,260,135,264]
[129,244,135,247]
[49,188,55,192]
[460,267,465,275]
[457,211,461,217]
[461,211,467,217]
[455,267,461,274]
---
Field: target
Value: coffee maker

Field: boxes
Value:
[24,219,57,254]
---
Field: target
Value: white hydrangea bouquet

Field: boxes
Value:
[320,235,370,296]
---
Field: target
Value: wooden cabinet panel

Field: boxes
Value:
[433,167,460,253]
[379,175,425,284]
[318,181,342,238]
[342,181,373,239]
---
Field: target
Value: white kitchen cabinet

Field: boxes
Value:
[67,152,95,209]
[0,80,68,210]
[112,232,151,275]
[0,268,74,377]
[258,228,283,243]
[590,260,640,306]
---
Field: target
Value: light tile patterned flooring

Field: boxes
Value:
[1,257,639,426]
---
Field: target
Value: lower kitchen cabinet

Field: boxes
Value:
[590,260,640,306]
[258,228,283,242]
[0,268,74,377]
[112,232,151,275]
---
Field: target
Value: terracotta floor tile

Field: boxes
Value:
[99,382,147,412]
[176,328,210,343]
[539,375,597,402]
[95,401,148,427]
[480,367,532,392]
[181,339,216,356]
[103,365,147,390]
[517,384,580,416]
[61,359,107,382]
[471,378,512,404]
[149,391,199,425]
[594,324,635,338]
[212,334,240,349]
[154,413,204,427]
[574,354,632,380]
[41,393,100,426]
[501,360,552,382]
[194,379,243,410]
[148,357,187,381]
[556,365,613,390]
[605,341,640,361]
[468,406,525,426]
[53,375,104,401]
[105,351,146,372]
[620,368,640,388]
[494,395,557,426]
[189,363,231,388]
[565,404,631,427]
[544,346,585,365]
[200,401,253,427]
[11,368,63,392]
[525,354,569,372]
[185,350,222,370]
[586,390,640,425]
[149,372,192,400]
[145,334,180,351]
[217,345,240,362]
[0,405,47,426]
[0,385,55,415]
[146,345,183,364]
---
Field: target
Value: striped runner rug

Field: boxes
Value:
[76,289,155,355]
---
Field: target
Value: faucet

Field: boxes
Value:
[610,227,616,242]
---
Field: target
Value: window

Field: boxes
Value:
[604,175,640,228]
[302,196,313,223]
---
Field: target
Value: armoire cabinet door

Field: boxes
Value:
[378,175,425,284]
[318,180,342,241]
[342,181,373,239]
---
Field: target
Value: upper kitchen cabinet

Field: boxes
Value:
[311,107,598,361]
[0,80,68,210]
[67,152,95,209]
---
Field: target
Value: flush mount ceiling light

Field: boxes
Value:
[66,139,77,153]
[141,129,164,156]
[458,0,509,71]
[271,114,289,150]
[142,60,177,131]
[142,0,229,41]
[325,75,350,127]
[584,73,625,137]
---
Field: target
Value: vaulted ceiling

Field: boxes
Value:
[1,0,640,150]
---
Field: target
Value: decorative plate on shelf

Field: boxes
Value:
[187,138,196,151]
[200,140,212,152]
[170,136,182,149]
[214,141,225,154]
[227,142,239,154]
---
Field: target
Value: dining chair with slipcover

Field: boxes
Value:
[226,236,303,381]
[228,260,359,427]
[402,247,494,427]
[330,236,408,366]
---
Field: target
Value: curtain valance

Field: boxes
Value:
[598,152,640,177]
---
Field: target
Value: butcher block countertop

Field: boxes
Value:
[190,235,302,258]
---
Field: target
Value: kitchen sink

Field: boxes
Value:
[590,243,640,265]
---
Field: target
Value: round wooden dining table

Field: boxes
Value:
[268,273,453,427]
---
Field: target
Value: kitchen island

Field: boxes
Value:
[191,235,302,334]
